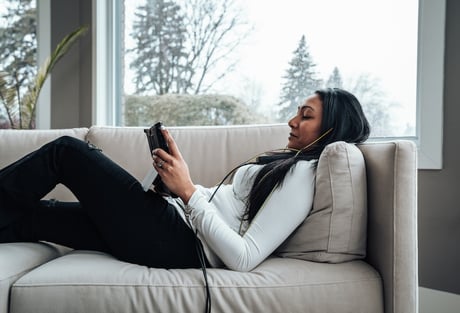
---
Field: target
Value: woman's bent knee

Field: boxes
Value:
[53,135,83,146]
[50,136,93,152]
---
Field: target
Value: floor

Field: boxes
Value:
[419,287,460,313]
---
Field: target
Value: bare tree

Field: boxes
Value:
[346,74,391,137]
[177,0,251,94]
[130,0,251,95]
[238,77,264,112]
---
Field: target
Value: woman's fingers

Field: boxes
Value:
[161,128,182,158]
[151,128,182,164]
[151,134,196,202]
[152,148,172,163]
[152,158,166,170]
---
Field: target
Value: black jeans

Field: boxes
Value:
[0,136,202,268]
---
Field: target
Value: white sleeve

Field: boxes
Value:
[187,161,316,272]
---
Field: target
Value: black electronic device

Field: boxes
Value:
[144,122,169,154]
[144,122,177,197]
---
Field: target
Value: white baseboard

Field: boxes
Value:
[419,287,460,313]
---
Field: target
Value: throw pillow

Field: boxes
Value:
[275,141,367,263]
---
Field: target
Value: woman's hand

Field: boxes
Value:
[152,128,196,204]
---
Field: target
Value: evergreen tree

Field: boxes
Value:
[130,0,188,94]
[0,0,37,90]
[278,35,322,121]
[326,66,343,88]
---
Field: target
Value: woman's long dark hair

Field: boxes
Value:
[244,88,370,221]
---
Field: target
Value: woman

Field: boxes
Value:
[0,88,370,272]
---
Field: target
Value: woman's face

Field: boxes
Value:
[287,94,323,150]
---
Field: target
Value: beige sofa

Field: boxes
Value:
[0,125,417,313]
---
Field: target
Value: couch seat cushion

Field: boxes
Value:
[0,243,68,313]
[10,251,383,313]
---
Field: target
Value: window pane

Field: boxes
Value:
[0,0,37,129]
[122,0,417,137]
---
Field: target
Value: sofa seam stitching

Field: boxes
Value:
[12,277,381,289]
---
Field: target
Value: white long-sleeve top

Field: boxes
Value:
[167,160,316,272]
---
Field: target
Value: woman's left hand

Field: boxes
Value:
[152,128,196,204]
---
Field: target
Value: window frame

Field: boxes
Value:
[90,0,445,169]
[36,0,51,129]
[415,0,445,169]
[92,0,123,126]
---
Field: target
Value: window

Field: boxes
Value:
[95,0,445,168]
[121,0,417,135]
[0,0,38,129]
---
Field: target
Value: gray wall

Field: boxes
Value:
[418,0,460,295]
[49,0,460,295]
[50,0,92,128]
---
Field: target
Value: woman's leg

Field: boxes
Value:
[0,136,201,268]
[1,200,111,253]
[36,200,112,252]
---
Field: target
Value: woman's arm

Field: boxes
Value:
[152,129,315,271]
[187,161,316,272]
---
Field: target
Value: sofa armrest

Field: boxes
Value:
[0,243,67,313]
[359,141,418,313]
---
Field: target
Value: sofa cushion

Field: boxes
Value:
[85,124,290,188]
[10,251,382,313]
[276,141,367,263]
[0,242,68,313]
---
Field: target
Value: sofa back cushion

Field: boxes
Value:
[86,125,290,188]
[0,128,89,201]
[276,141,367,263]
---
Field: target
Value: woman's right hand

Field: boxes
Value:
[152,128,196,203]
